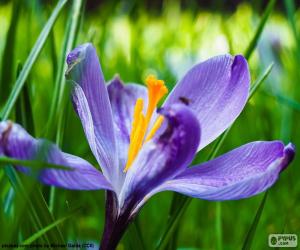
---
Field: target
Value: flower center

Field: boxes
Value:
[124,75,168,172]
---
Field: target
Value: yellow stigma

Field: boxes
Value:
[124,75,168,172]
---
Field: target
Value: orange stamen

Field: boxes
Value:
[145,115,164,142]
[124,75,168,172]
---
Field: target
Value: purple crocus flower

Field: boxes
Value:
[0,43,295,249]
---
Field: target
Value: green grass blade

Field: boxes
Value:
[15,63,35,134]
[125,217,147,250]
[5,166,65,244]
[249,64,274,98]
[156,197,192,250]
[21,208,81,246]
[165,193,186,250]
[3,187,14,216]
[156,63,273,250]
[45,0,83,214]
[49,30,58,80]
[0,156,73,170]
[46,0,83,139]
[1,193,13,242]
[0,0,21,103]
[244,0,276,60]
[0,0,68,120]
[160,198,223,250]
[284,0,299,46]
[156,199,191,250]
[215,202,222,250]
[242,192,268,250]
[265,91,300,112]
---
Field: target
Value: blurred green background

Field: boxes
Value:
[0,0,299,249]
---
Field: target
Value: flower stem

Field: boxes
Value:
[100,191,132,250]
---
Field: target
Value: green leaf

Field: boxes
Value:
[0,156,74,171]
[46,0,84,140]
[156,63,274,250]
[45,0,84,214]
[242,192,268,250]
[166,193,186,250]
[265,91,300,112]
[244,0,276,60]
[21,208,81,246]
[49,30,58,81]
[0,1,68,242]
[15,63,35,134]
[215,202,222,250]
[249,63,274,98]
[0,0,21,103]
[125,217,147,250]
[3,188,14,215]
[5,166,65,245]
[165,193,186,250]
[0,0,68,120]
[284,0,299,47]
[156,199,191,250]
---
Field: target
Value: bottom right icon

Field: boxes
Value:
[268,234,298,248]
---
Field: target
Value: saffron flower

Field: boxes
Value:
[0,43,295,249]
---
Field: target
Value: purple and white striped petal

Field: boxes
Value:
[119,104,201,212]
[66,43,118,185]
[155,141,295,200]
[0,121,112,190]
[107,77,148,171]
[164,54,250,151]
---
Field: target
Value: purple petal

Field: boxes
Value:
[164,54,250,150]
[157,141,295,200]
[107,77,148,170]
[66,43,118,184]
[119,103,200,210]
[0,121,112,190]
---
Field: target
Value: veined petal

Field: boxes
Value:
[164,54,250,151]
[66,43,118,184]
[71,83,119,187]
[107,77,148,170]
[119,104,200,211]
[0,121,112,190]
[157,141,295,200]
